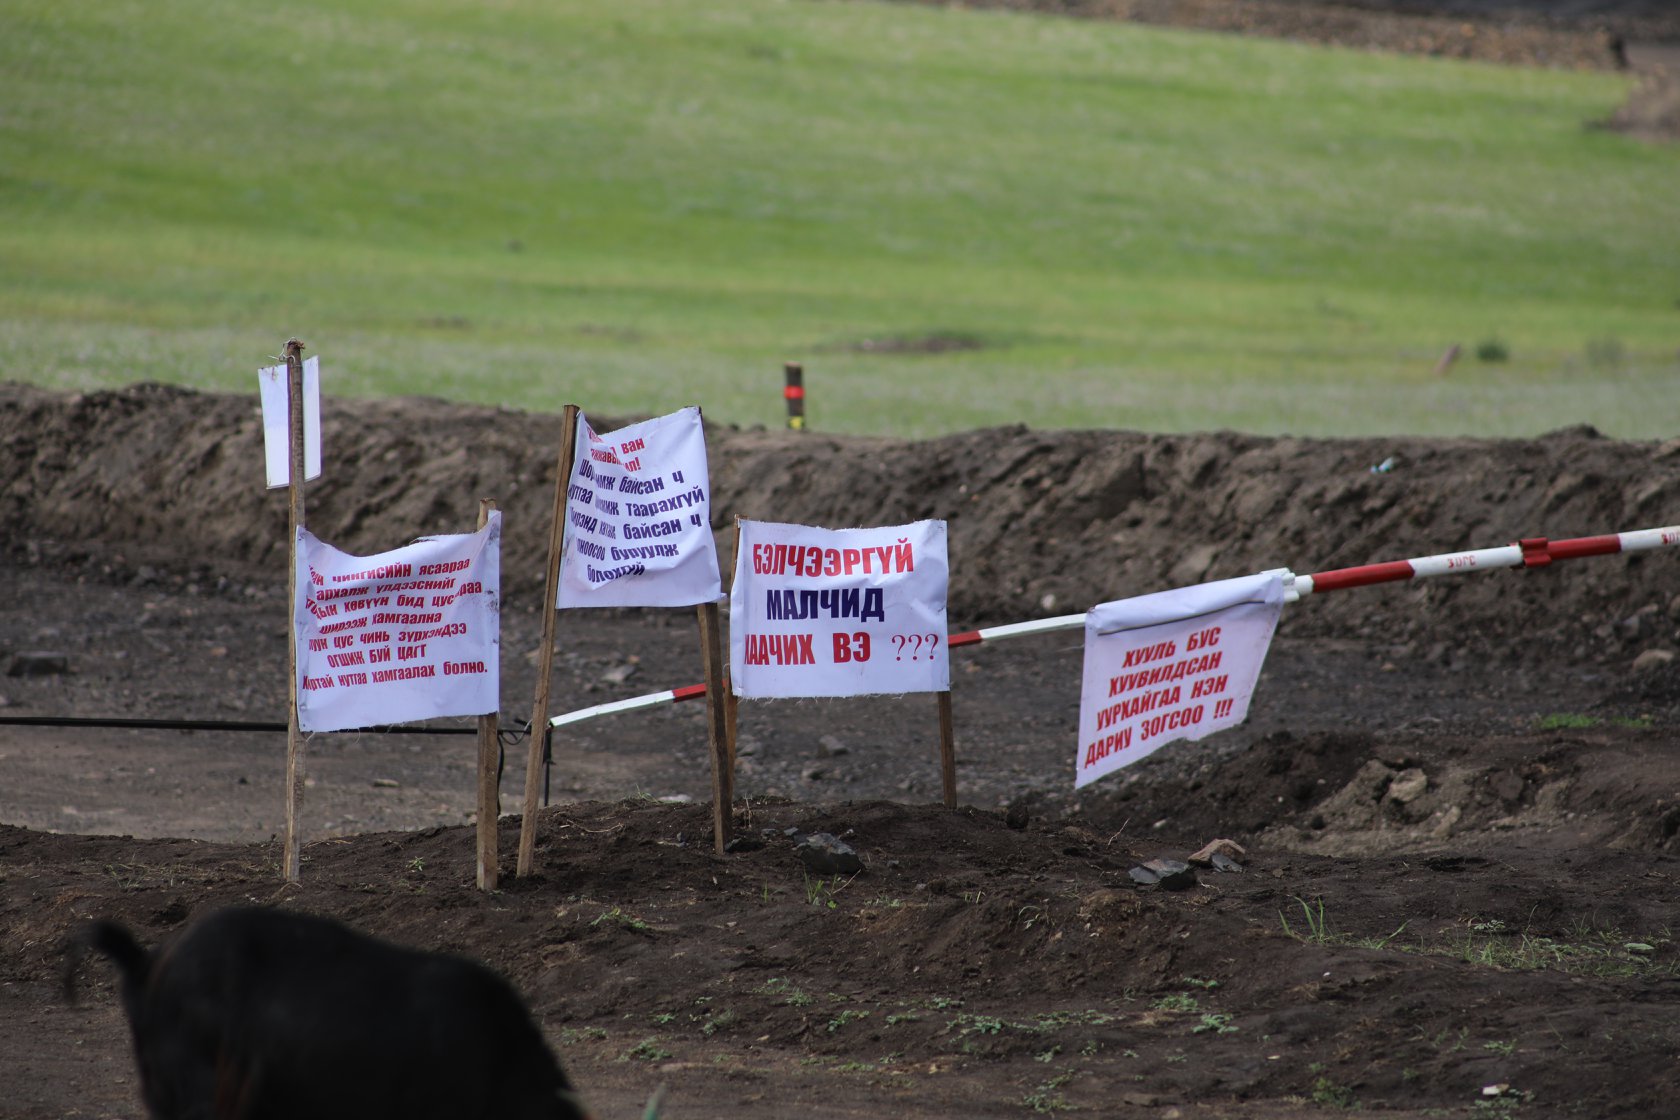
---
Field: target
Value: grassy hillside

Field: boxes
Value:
[2,0,1675,437]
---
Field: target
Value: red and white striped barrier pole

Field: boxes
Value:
[547,524,1680,729]
[1283,526,1680,601]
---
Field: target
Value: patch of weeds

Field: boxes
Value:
[591,906,650,933]
[826,1009,871,1033]
[962,888,986,905]
[1022,1070,1076,1113]
[1152,994,1199,1013]
[1164,1051,1188,1064]
[650,1012,675,1026]
[1537,712,1598,730]
[1080,1040,1101,1057]
[406,857,425,873]
[925,995,963,1010]
[885,1011,920,1026]
[1311,1075,1358,1108]
[1280,896,1332,944]
[698,1009,736,1037]
[1034,1045,1062,1063]
[622,1038,672,1063]
[1280,896,1407,951]
[951,1013,1006,1036]
[1475,337,1510,362]
[803,873,839,909]
[558,1026,608,1045]
[1585,336,1626,371]
[1353,921,1411,950]
[864,895,904,909]
[1444,918,1678,979]
[1029,1009,1118,1031]
[753,977,814,1007]
[1193,1013,1238,1035]
[833,1060,876,1073]
[1181,975,1219,990]
[1484,1039,1515,1056]
[104,864,150,891]
[1424,1027,1469,1053]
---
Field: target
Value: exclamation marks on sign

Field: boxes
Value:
[1214,698,1234,720]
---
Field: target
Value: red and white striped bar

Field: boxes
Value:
[549,683,707,729]
[1285,525,1680,601]
[548,523,1680,729]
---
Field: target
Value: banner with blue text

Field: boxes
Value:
[730,519,949,699]
[557,407,721,609]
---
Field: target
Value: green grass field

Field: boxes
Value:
[2,0,1676,437]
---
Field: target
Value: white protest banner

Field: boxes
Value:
[294,512,501,733]
[1076,571,1285,789]
[259,355,322,488]
[730,519,949,699]
[557,407,721,608]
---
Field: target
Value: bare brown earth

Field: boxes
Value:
[901,0,1680,139]
[4,381,1680,1118]
[904,0,1680,70]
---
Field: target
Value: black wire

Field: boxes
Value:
[0,714,529,737]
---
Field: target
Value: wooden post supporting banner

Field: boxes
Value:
[725,690,739,771]
[696,600,734,853]
[282,338,308,883]
[475,498,500,891]
[784,361,805,431]
[519,405,579,877]
[936,690,957,810]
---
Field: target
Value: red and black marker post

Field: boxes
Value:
[784,361,805,431]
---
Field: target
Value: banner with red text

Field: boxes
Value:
[1075,571,1284,789]
[557,407,721,608]
[294,513,501,733]
[730,519,948,699]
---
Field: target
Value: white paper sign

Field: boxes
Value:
[730,519,949,699]
[1075,571,1284,789]
[259,355,322,488]
[557,407,721,608]
[294,512,501,733]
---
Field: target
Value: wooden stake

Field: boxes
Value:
[937,690,957,809]
[519,405,579,877]
[282,338,307,883]
[475,498,500,891]
[725,690,739,771]
[696,600,733,853]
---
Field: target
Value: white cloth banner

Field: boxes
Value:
[730,519,949,699]
[259,355,322,488]
[557,407,721,608]
[294,512,501,733]
[1075,571,1284,789]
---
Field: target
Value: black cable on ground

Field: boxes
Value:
[0,714,529,739]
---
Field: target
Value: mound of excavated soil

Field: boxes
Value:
[902,0,1678,70]
[5,381,1680,1119]
[5,382,1679,664]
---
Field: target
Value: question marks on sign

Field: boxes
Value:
[891,633,943,661]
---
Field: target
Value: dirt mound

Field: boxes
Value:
[899,0,1677,70]
[8,797,1680,1119]
[7,382,1680,1119]
[6,383,1679,671]
[1604,68,1680,139]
